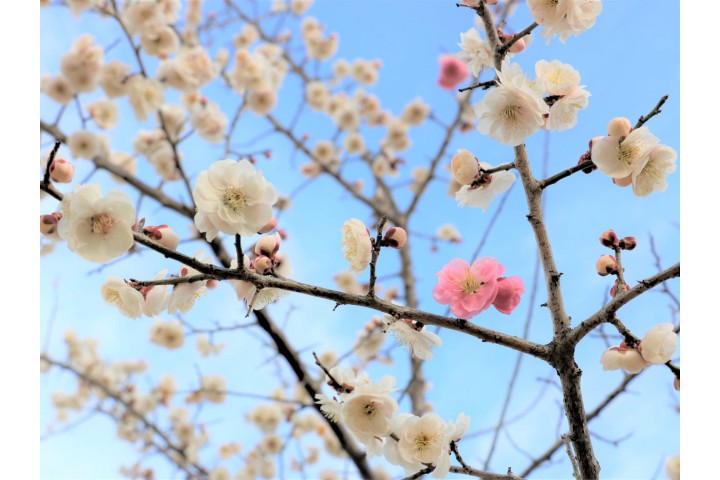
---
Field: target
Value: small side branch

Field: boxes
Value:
[367,217,387,297]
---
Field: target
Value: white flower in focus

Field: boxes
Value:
[190,101,228,143]
[342,219,373,272]
[149,319,185,350]
[141,269,169,316]
[527,0,602,43]
[591,127,659,179]
[127,76,164,121]
[546,87,590,132]
[167,264,208,315]
[447,412,471,442]
[535,60,581,95]
[383,315,442,360]
[474,65,549,146]
[315,394,343,423]
[600,345,647,374]
[193,159,278,240]
[396,413,448,470]
[640,323,678,364]
[455,162,515,211]
[450,148,479,185]
[341,391,398,437]
[58,184,136,263]
[457,28,493,77]
[86,98,119,130]
[229,257,290,310]
[631,144,677,197]
[101,277,144,319]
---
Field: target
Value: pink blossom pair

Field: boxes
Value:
[432,258,524,319]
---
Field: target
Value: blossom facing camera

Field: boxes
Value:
[492,276,525,314]
[382,227,407,249]
[432,257,507,319]
[50,159,75,183]
[595,255,619,276]
[437,55,469,90]
[193,159,278,241]
[342,219,373,272]
[640,323,678,364]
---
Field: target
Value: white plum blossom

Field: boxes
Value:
[474,64,548,146]
[140,24,180,58]
[436,224,462,243]
[141,269,169,316]
[58,184,136,263]
[190,101,228,143]
[86,98,119,130]
[201,375,228,403]
[41,74,74,105]
[68,130,100,160]
[382,315,442,360]
[640,323,678,364]
[535,60,581,95]
[457,28,493,77]
[100,60,132,98]
[341,218,373,272]
[400,97,431,126]
[342,391,397,438]
[149,319,185,350]
[527,0,602,43]
[631,144,677,197]
[101,277,144,319]
[229,256,290,311]
[455,162,516,211]
[591,127,659,179]
[546,87,590,131]
[167,264,208,315]
[193,159,278,241]
[127,76,164,121]
[395,413,451,478]
[600,344,648,374]
[60,35,103,93]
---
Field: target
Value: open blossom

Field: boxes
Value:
[127,76,164,121]
[639,323,678,364]
[141,269,169,316]
[342,392,398,438]
[60,35,103,93]
[600,342,647,374]
[437,55,469,90]
[230,257,290,310]
[101,277,144,319]
[457,28,493,77]
[168,262,208,315]
[193,159,278,241]
[86,98,119,130]
[535,60,581,95]
[546,87,590,131]
[382,316,442,360]
[201,375,228,403]
[190,101,228,143]
[400,97,431,126]
[395,413,452,478]
[631,144,677,197]
[149,319,185,350]
[100,60,132,98]
[436,224,462,243]
[41,74,74,105]
[342,219,373,272]
[58,184,136,263]
[68,130,100,160]
[591,127,659,179]
[527,0,602,43]
[475,64,548,146]
[455,162,516,211]
[433,258,510,319]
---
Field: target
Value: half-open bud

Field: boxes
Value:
[255,233,281,258]
[599,229,619,248]
[252,255,274,274]
[40,213,61,237]
[596,254,619,276]
[618,236,637,250]
[144,225,180,251]
[607,117,632,139]
[382,227,407,249]
[257,217,278,234]
[450,149,479,185]
[49,159,75,183]
[613,174,632,187]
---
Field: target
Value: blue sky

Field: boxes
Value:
[40,1,680,479]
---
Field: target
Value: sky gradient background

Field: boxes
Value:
[40,1,680,479]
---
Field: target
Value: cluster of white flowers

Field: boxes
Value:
[315,367,469,478]
[591,117,677,197]
[475,60,590,146]
[457,28,494,77]
[527,0,602,43]
[600,323,678,374]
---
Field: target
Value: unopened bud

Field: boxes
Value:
[382,227,407,249]
[49,159,75,183]
[257,217,277,234]
[607,117,632,139]
[450,149,479,185]
[144,225,180,250]
[613,174,632,187]
[485,0,499,4]
[277,228,288,240]
[596,254,619,276]
[252,255,274,274]
[461,0,480,4]
[40,213,61,236]
[610,279,631,297]
[599,230,619,248]
[508,37,526,53]
[673,376,680,391]
[255,233,281,258]
[618,236,637,250]
[206,279,219,289]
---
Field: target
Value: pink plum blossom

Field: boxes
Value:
[437,55,469,90]
[432,258,505,319]
[492,276,525,314]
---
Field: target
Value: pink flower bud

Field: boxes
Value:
[255,233,281,258]
[252,255,274,274]
[613,174,632,187]
[277,229,288,240]
[207,279,219,289]
[610,280,631,297]
[607,117,632,139]
[461,0,481,6]
[450,149,479,185]
[492,276,525,314]
[49,159,75,183]
[618,236,637,250]
[40,214,60,236]
[596,255,619,276]
[257,217,278,234]
[508,37,526,54]
[144,225,180,250]
[485,0,499,4]
[383,227,407,249]
[437,54,469,90]
[599,229,619,248]
[674,376,680,391]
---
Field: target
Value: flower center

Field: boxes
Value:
[414,434,430,451]
[618,143,641,167]
[363,401,377,417]
[223,187,247,212]
[502,104,521,121]
[90,212,114,235]
[460,269,484,294]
